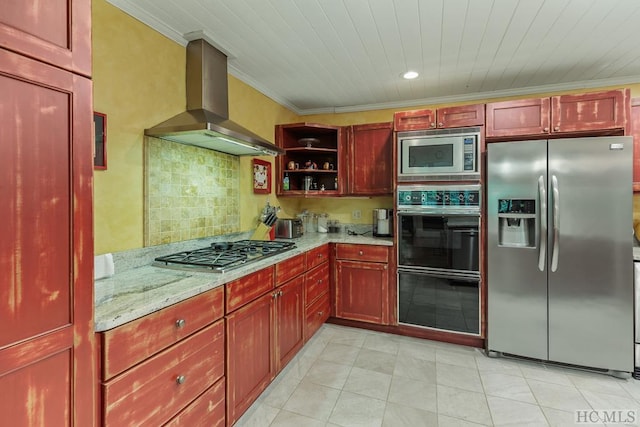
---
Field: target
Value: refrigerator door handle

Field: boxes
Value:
[538,175,547,271]
[551,175,560,272]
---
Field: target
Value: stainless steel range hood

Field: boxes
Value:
[145,39,283,156]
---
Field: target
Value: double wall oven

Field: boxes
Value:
[396,184,481,336]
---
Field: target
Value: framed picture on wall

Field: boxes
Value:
[253,159,271,194]
[94,112,107,170]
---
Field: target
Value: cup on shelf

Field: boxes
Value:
[322,162,334,170]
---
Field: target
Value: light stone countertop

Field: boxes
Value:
[634,247,640,261]
[94,233,393,332]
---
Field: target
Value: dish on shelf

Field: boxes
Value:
[298,137,320,148]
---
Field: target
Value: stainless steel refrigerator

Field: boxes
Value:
[487,136,633,376]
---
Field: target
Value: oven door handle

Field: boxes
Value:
[397,266,480,280]
[396,209,480,216]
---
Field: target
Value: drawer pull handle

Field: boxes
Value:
[176,375,186,385]
[175,319,186,328]
[317,253,323,258]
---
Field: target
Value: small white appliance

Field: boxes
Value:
[372,209,393,237]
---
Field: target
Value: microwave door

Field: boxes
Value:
[401,136,463,175]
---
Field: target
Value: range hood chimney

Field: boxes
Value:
[145,39,283,156]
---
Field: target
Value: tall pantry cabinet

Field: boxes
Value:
[0,1,95,426]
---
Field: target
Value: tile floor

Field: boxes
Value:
[235,324,640,427]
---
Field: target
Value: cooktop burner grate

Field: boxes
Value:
[154,240,296,272]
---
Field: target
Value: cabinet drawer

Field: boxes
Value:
[275,253,306,285]
[306,244,329,270]
[305,293,330,341]
[335,244,389,263]
[103,320,225,427]
[164,377,225,427]
[305,262,329,306]
[101,286,224,380]
[226,267,274,313]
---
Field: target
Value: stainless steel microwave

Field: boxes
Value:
[397,127,481,181]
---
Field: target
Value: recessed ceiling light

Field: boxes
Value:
[403,71,419,80]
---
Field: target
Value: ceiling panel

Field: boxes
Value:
[106,0,640,114]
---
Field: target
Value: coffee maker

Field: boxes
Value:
[372,209,393,237]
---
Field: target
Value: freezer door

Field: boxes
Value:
[548,136,633,372]
[487,140,548,360]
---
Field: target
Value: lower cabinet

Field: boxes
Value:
[226,265,306,426]
[334,244,390,325]
[99,287,225,426]
[226,290,275,426]
[304,254,330,340]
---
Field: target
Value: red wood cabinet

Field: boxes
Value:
[485,98,550,137]
[275,276,305,369]
[348,122,393,195]
[631,98,640,191]
[103,321,225,426]
[0,0,91,76]
[276,123,346,196]
[486,89,629,138]
[334,244,390,325]
[165,378,225,427]
[101,286,224,380]
[304,246,330,340]
[394,104,484,131]
[0,46,95,426]
[99,288,226,426]
[226,292,274,426]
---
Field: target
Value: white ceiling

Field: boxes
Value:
[106,0,640,115]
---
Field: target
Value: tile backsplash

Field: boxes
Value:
[144,137,240,246]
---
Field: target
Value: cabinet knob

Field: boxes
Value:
[438,122,444,127]
[430,122,436,128]
[318,311,324,316]
[358,250,364,256]
[554,126,560,132]
[543,127,549,133]
[279,290,283,297]
[317,253,323,258]
[175,319,186,328]
[176,375,186,385]
[318,279,323,284]
[272,292,278,299]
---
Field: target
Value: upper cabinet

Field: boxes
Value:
[0,0,92,76]
[394,104,485,131]
[348,122,393,196]
[486,89,629,139]
[276,123,345,196]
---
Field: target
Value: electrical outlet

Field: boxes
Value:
[352,209,361,219]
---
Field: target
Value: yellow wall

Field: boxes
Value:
[93,0,640,253]
[93,0,296,253]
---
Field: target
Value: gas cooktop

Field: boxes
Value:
[153,240,296,273]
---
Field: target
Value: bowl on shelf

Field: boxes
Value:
[298,137,320,148]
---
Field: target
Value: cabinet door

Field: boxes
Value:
[632,99,640,191]
[486,98,551,138]
[335,260,389,325]
[349,122,393,195]
[436,104,485,128]
[226,292,274,426]
[275,276,304,370]
[0,49,94,426]
[552,89,628,133]
[394,109,435,131]
[0,0,91,76]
